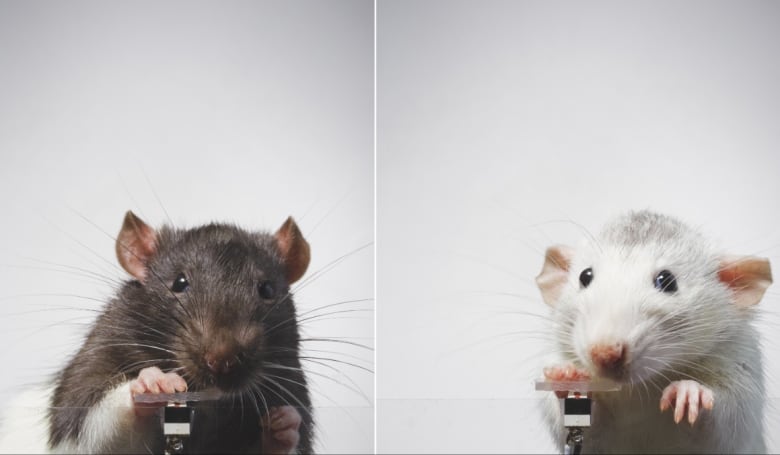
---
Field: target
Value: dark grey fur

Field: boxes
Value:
[48,222,312,453]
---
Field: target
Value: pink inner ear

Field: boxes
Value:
[536,245,574,307]
[274,217,311,285]
[116,212,157,281]
[718,256,773,308]
[125,234,155,280]
[717,267,740,288]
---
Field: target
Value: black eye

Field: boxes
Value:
[258,281,276,299]
[171,273,189,293]
[654,270,678,293]
[579,268,593,288]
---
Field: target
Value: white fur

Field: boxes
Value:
[51,382,157,454]
[541,212,767,453]
[0,382,156,454]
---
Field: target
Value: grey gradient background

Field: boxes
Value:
[0,1,373,453]
[4,1,780,453]
[378,0,780,453]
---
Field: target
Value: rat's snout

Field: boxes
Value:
[589,342,627,375]
[203,351,238,374]
[193,321,263,389]
[203,341,240,375]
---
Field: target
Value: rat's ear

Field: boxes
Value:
[718,255,773,308]
[116,211,157,282]
[274,217,310,284]
[536,245,575,306]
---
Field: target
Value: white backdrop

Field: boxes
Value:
[5,1,780,453]
[377,1,780,452]
[0,1,373,453]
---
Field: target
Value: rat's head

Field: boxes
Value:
[536,211,772,383]
[115,211,310,393]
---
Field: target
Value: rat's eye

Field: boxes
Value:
[258,281,276,300]
[171,273,189,293]
[654,270,678,293]
[579,268,594,288]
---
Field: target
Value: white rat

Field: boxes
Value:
[536,211,772,453]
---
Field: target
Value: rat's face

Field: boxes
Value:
[555,241,727,384]
[114,212,311,394]
[146,226,299,392]
[536,211,771,385]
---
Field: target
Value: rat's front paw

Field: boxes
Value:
[543,363,591,398]
[261,406,302,454]
[659,380,714,425]
[129,366,188,416]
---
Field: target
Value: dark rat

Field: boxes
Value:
[536,211,772,453]
[44,211,313,454]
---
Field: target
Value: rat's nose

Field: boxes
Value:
[204,348,239,375]
[590,342,626,372]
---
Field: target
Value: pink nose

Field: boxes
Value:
[590,342,626,372]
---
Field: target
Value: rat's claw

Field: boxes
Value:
[544,363,591,398]
[261,405,302,454]
[660,380,714,425]
[543,363,590,382]
[133,366,187,395]
[130,367,188,417]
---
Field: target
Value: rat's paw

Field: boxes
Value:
[659,380,714,425]
[129,367,187,417]
[261,406,302,455]
[543,364,591,382]
[543,364,591,398]
[130,366,187,395]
